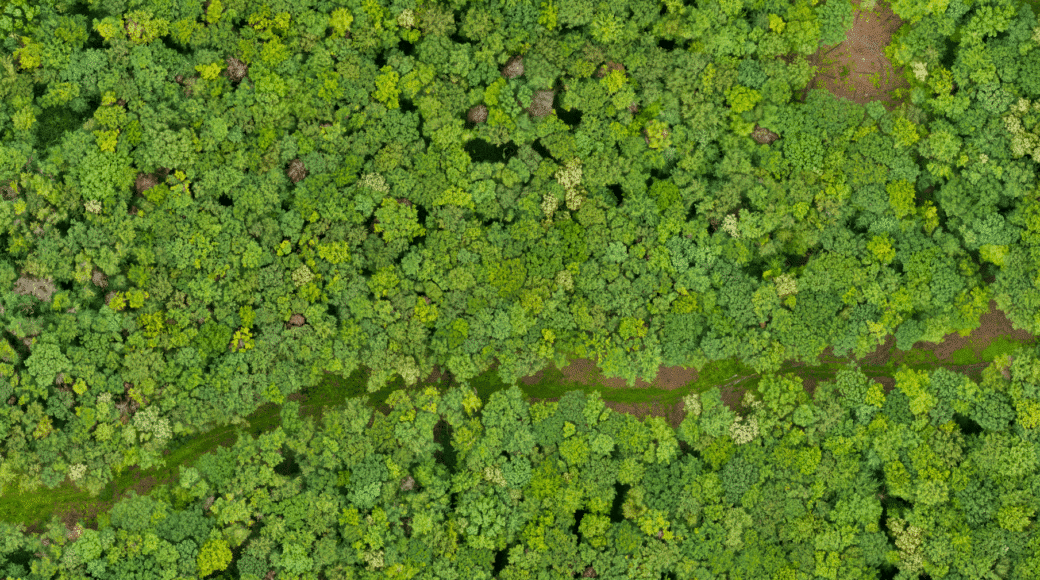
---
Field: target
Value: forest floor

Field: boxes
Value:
[798,0,909,111]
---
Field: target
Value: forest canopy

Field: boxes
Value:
[0,0,1038,536]
[4,347,1040,579]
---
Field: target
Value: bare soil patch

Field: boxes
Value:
[912,299,1033,361]
[520,359,696,392]
[718,382,752,419]
[800,0,909,110]
[819,299,1032,369]
[603,400,689,431]
[523,299,1034,425]
[421,364,453,386]
[523,361,697,430]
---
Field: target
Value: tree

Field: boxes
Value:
[21,339,70,399]
[892,366,935,419]
[197,534,233,577]
[759,372,808,427]
[0,0,53,36]
[889,0,958,25]
[972,390,1017,432]
[815,0,855,46]
[922,367,969,425]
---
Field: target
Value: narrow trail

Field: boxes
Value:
[520,298,1034,429]
[4,297,1033,539]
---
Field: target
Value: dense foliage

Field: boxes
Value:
[2,349,1039,579]
[0,0,1039,547]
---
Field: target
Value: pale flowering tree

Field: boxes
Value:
[774,273,798,297]
[96,391,112,410]
[565,187,583,211]
[911,61,928,82]
[729,392,762,445]
[358,172,390,194]
[682,392,701,417]
[721,214,740,238]
[729,414,759,445]
[541,192,559,222]
[292,265,314,288]
[888,518,926,577]
[397,9,415,28]
[132,404,172,446]
[555,157,585,211]
[1004,99,1040,163]
[555,269,573,292]
[68,463,87,481]
[482,465,507,487]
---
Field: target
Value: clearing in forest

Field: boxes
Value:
[523,300,1035,430]
[802,0,910,110]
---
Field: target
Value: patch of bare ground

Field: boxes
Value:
[718,382,753,420]
[522,361,698,430]
[603,400,689,431]
[523,298,1033,425]
[799,0,909,110]
[422,364,452,387]
[913,299,1033,362]
[816,298,1034,390]
[547,359,698,392]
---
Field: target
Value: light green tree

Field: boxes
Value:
[197,536,233,577]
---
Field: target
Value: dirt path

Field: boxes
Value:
[518,299,1034,431]
[27,298,1032,539]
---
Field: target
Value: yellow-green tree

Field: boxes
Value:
[197,537,232,577]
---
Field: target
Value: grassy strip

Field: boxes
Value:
[0,335,1033,531]
[0,372,395,530]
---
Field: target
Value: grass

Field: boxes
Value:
[0,369,392,530]
[0,333,1035,532]
[980,335,1026,362]
[891,347,940,366]
[682,334,1036,417]
[0,418,243,528]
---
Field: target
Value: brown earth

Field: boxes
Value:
[518,360,698,430]
[799,0,909,110]
[519,299,1033,432]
